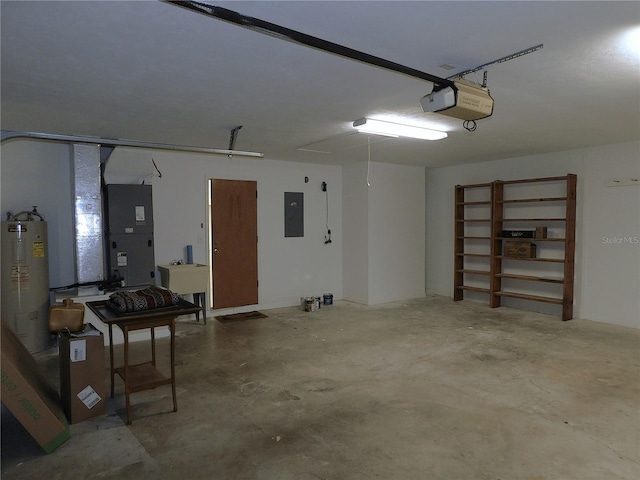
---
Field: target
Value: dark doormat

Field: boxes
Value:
[215,311,268,323]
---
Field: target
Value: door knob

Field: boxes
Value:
[214,248,220,254]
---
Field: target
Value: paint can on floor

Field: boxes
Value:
[303,297,315,312]
[323,293,333,305]
[315,297,322,310]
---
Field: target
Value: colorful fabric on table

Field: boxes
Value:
[106,286,180,313]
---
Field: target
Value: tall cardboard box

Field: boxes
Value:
[1,322,70,453]
[59,324,107,424]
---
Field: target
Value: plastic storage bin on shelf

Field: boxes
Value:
[157,264,209,323]
[158,264,209,294]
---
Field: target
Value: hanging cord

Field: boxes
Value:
[142,157,163,185]
[367,136,372,187]
[323,182,332,244]
[152,157,163,177]
[326,189,330,232]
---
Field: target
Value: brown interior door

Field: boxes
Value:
[211,179,258,309]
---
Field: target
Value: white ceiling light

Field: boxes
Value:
[353,118,447,140]
[622,25,640,58]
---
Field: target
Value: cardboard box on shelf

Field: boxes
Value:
[504,241,537,258]
[59,324,106,424]
[535,226,548,239]
[1,322,70,453]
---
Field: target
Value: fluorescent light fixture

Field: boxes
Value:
[353,118,447,140]
[622,25,640,58]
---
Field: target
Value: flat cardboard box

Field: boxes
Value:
[504,241,537,258]
[59,324,106,424]
[1,322,70,453]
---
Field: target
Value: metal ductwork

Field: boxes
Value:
[72,143,105,285]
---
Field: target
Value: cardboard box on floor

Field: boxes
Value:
[59,324,107,424]
[1,322,70,453]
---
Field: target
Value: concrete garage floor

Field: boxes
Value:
[2,296,639,480]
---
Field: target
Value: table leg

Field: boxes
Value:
[170,318,177,412]
[193,292,206,324]
[123,325,132,425]
[109,324,115,398]
[150,326,156,367]
[201,293,207,325]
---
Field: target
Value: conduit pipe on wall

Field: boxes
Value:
[1,129,262,292]
[0,130,264,158]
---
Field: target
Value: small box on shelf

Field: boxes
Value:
[504,241,537,258]
[501,229,535,238]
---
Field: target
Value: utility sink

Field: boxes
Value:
[158,264,209,294]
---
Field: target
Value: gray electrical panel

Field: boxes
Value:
[104,184,156,288]
[284,192,304,237]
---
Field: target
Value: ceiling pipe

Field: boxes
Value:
[166,1,455,91]
[0,130,264,158]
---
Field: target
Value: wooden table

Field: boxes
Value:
[86,299,201,425]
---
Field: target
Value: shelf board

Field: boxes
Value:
[498,218,567,222]
[497,256,565,263]
[496,237,566,242]
[458,236,491,240]
[457,201,491,206]
[456,253,491,258]
[456,285,490,293]
[494,291,563,305]
[115,362,171,393]
[497,175,570,185]
[498,197,567,203]
[457,182,492,189]
[458,269,491,275]
[497,273,564,284]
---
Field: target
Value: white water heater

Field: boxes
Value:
[1,208,51,352]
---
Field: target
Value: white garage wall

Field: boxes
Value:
[3,138,636,325]
[343,161,426,305]
[367,161,426,304]
[0,140,343,312]
[342,161,370,304]
[0,140,75,288]
[580,143,640,328]
[145,148,343,310]
[425,141,640,328]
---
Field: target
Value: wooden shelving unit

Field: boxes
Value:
[454,182,493,301]
[454,174,577,320]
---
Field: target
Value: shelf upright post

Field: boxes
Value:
[490,181,503,308]
[454,185,465,301]
[562,174,577,320]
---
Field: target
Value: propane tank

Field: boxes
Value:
[1,206,51,352]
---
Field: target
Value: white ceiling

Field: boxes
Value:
[1,1,639,167]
